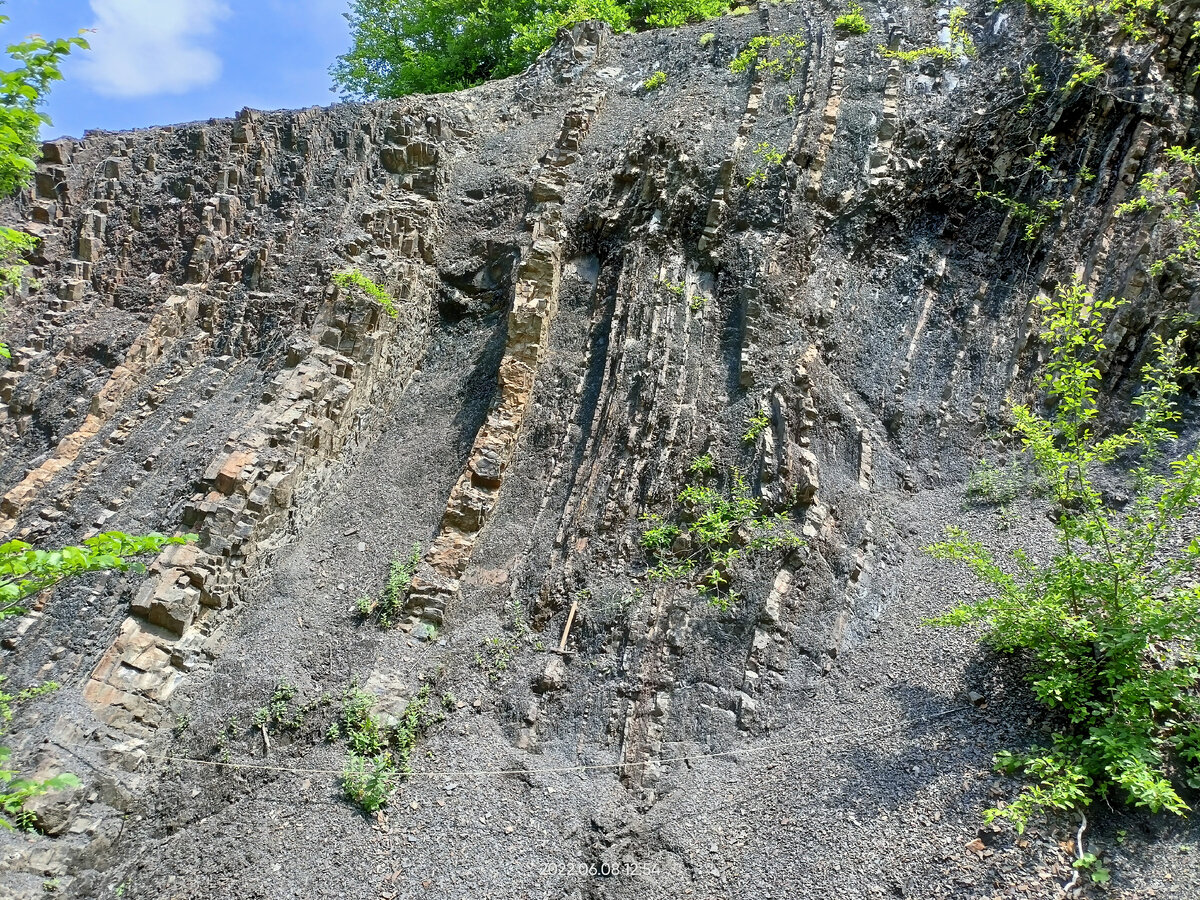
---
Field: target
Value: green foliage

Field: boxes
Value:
[752,142,784,167]
[834,3,871,34]
[1074,851,1112,884]
[332,0,732,99]
[881,7,974,62]
[513,0,632,58]
[1,747,79,831]
[1,678,76,831]
[1116,145,1200,276]
[475,634,519,682]
[729,33,807,79]
[687,453,715,477]
[637,0,726,28]
[338,683,443,813]
[251,681,327,733]
[354,543,421,627]
[1,13,88,356]
[745,142,784,189]
[0,15,88,197]
[1019,63,1045,115]
[975,189,1062,241]
[643,70,667,90]
[1025,0,1168,47]
[333,270,398,320]
[641,466,802,609]
[0,675,56,729]
[928,277,1200,832]
[1,532,191,622]
[742,409,770,444]
[699,32,715,46]
[342,751,397,814]
[1065,48,1105,90]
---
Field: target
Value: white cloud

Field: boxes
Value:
[82,0,232,98]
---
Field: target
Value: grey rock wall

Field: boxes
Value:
[1,6,1198,898]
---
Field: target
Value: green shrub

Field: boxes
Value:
[1,532,192,622]
[641,467,802,609]
[333,270,399,320]
[965,459,1020,506]
[881,7,974,62]
[643,70,667,90]
[332,0,731,99]
[729,33,806,79]
[337,683,442,813]
[928,277,1200,832]
[1116,145,1200,276]
[742,409,770,443]
[341,751,397,814]
[834,3,870,34]
[699,31,715,46]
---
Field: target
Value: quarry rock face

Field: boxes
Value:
[1,9,1199,899]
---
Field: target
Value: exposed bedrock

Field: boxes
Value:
[1,9,1199,899]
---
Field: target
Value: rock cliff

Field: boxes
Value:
[1,6,1199,898]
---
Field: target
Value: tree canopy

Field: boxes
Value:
[330,0,731,99]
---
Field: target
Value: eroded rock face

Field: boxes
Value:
[1,11,1198,899]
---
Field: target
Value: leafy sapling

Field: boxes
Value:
[928,276,1200,832]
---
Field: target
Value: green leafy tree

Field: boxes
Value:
[929,277,1200,831]
[332,0,732,98]
[0,7,89,358]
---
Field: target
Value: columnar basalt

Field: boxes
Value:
[2,10,1200,898]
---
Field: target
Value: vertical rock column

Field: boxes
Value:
[407,94,606,628]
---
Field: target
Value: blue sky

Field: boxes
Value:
[2,0,352,139]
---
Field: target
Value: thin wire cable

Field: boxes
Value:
[147,705,971,779]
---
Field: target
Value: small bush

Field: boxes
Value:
[333,270,398,319]
[643,70,667,90]
[965,459,1020,506]
[834,3,870,34]
[641,466,802,609]
[699,32,715,46]
[729,33,806,79]
[342,751,397,814]
[880,7,974,62]
[337,683,442,813]
[928,277,1200,831]
[742,409,770,443]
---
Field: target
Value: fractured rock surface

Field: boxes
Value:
[2,9,1200,899]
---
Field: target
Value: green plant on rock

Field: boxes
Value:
[640,467,802,609]
[333,270,399,320]
[332,0,734,100]
[338,682,443,813]
[688,453,715,477]
[699,32,715,46]
[965,458,1021,506]
[342,751,397,814]
[643,70,667,90]
[927,276,1200,833]
[356,543,422,628]
[475,634,520,683]
[881,7,974,62]
[834,3,871,34]
[975,190,1062,241]
[1019,63,1046,115]
[729,33,807,80]
[1,11,88,359]
[742,409,770,444]
[1116,145,1200,277]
